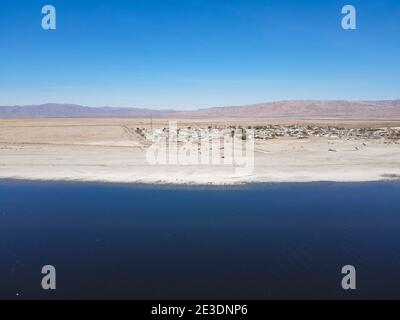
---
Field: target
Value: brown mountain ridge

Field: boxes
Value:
[1,100,400,118]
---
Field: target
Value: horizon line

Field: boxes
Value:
[1,98,400,111]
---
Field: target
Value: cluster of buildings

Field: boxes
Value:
[135,125,400,143]
[251,125,400,141]
[137,127,245,143]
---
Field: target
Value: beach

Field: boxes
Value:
[0,118,399,185]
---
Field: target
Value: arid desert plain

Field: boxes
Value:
[0,117,400,185]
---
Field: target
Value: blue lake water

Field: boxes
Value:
[0,180,400,299]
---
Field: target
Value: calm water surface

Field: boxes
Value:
[0,181,400,299]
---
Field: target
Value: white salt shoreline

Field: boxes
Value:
[1,140,399,185]
[1,165,400,186]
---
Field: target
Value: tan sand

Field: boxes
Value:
[0,118,399,185]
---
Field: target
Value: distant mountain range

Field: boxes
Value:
[0,103,178,118]
[1,100,400,118]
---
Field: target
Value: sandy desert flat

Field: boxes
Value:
[0,118,399,185]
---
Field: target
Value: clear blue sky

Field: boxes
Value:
[0,0,399,109]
